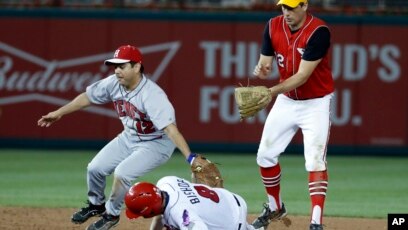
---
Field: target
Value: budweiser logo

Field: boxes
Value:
[0,41,180,117]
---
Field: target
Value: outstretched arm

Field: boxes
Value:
[163,123,192,160]
[37,92,91,127]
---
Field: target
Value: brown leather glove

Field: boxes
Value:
[235,86,272,120]
[190,154,224,188]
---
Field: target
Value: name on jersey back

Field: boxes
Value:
[177,178,200,204]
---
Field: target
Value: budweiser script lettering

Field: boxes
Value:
[0,41,181,94]
[0,56,105,93]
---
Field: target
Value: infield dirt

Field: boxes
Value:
[0,207,386,230]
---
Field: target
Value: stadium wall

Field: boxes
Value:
[0,8,407,155]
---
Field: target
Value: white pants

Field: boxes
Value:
[257,93,333,172]
[233,193,257,230]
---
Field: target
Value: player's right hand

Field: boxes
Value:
[253,63,271,79]
[37,112,62,127]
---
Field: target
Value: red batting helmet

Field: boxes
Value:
[125,182,163,219]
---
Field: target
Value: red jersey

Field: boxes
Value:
[269,14,334,99]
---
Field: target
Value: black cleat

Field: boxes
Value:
[86,212,120,230]
[71,200,106,224]
[252,203,288,229]
[310,224,323,230]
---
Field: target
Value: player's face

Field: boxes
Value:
[281,4,307,30]
[114,62,141,90]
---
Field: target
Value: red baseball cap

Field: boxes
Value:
[104,45,143,65]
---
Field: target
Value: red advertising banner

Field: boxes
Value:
[0,15,407,147]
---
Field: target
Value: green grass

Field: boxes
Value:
[0,149,407,219]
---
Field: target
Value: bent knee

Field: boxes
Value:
[113,169,133,186]
[256,153,279,168]
[305,159,327,172]
[87,162,103,175]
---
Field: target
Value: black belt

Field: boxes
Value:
[288,95,325,100]
[233,195,242,230]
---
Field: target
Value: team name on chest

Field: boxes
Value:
[177,179,200,204]
[113,100,146,120]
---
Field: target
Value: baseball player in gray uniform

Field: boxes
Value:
[37,45,198,230]
[125,176,262,230]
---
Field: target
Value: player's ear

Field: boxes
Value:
[301,3,308,11]
[135,62,144,73]
[132,62,142,72]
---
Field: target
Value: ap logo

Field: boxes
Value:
[388,214,408,230]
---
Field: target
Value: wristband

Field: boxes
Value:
[187,153,197,165]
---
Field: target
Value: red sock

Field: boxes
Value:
[309,170,328,224]
[260,164,281,210]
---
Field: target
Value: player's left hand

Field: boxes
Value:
[234,86,273,120]
[188,153,224,188]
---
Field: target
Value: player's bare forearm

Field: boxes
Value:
[269,59,321,96]
[55,93,91,116]
[149,215,164,230]
[269,73,308,97]
[163,123,192,159]
[37,92,91,127]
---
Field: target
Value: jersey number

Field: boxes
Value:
[135,119,155,134]
[276,53,285,68]
[113,100,156,134]
[194,185,220,203]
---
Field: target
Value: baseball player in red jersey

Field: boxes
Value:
[125,176,262,230]
[251,1,334,230]
[37,45,201,230]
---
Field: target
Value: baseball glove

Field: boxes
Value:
[191,154,224,188]
[234,86,272,119]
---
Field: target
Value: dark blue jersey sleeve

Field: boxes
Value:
[261,21,274,56]
[302,27,331,61]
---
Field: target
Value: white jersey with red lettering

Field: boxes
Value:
[86,74,176,146]
[157,176,256,230]
[84,74,176,216]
